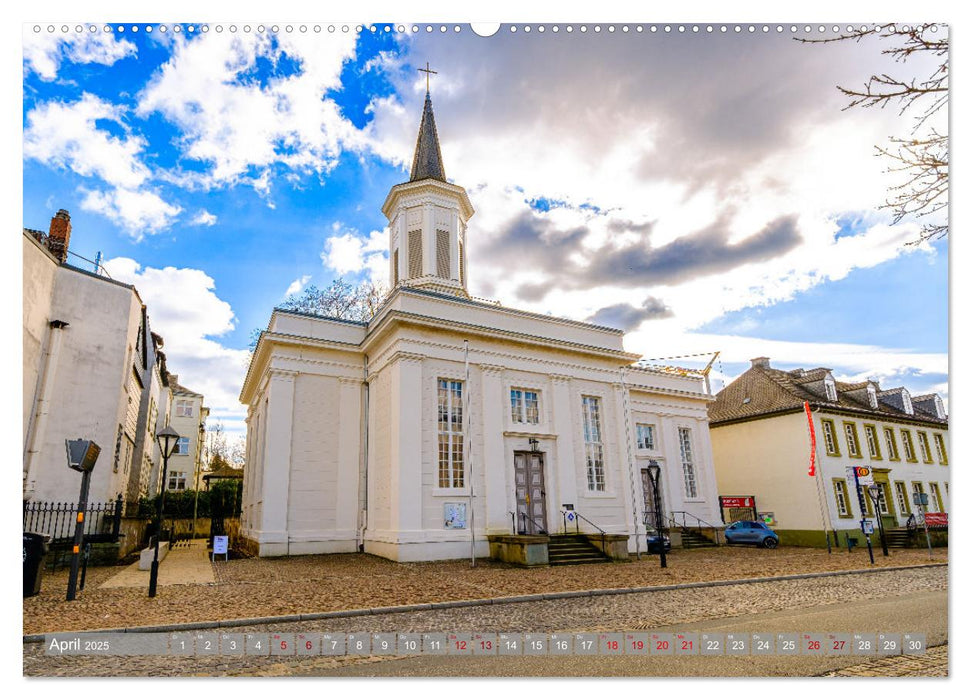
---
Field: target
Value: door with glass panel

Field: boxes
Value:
[513,451,547,534]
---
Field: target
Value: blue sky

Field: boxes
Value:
[22,22,949,435]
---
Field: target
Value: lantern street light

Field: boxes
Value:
[646,459,667,569]
[867,484,890,557]
[149,425,181,598]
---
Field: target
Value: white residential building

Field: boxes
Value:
[709,357,949,546]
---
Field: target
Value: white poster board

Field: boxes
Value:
[212,535,229,561]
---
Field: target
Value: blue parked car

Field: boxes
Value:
[724,521,779,548]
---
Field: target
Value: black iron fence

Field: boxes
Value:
[22,495,124,545]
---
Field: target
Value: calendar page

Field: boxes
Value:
[19,0,950,688]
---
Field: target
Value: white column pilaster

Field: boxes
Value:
[480,364,507,532]
[336,377,363,536]
[612,381,638,537]
[551,374,579,509]
[260,370,295,540]
[392,353,424,536]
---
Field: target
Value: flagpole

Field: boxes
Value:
[465,340,476,567]
[805,402,834,554]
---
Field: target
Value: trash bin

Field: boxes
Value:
[23,532,50,598]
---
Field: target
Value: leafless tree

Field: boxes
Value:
[799,24,948,243]
[249,278,389,351]
[278,277,389,322]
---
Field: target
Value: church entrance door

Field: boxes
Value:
[514,451,547,534]
[640,467,659,533]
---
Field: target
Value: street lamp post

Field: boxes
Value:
[868,484,889,557]
[646,460,667,569]
[149,425,181,598]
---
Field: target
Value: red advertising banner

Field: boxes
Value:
[720,497,754,509]
[924,512,948,527]
[804,401,816,476]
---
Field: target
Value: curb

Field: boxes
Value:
[23,562,946,643]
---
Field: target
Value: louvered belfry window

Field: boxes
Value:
[408,230,422,278]
[392,250,399,285]
[459,240,465,284]
[436,229,450,278]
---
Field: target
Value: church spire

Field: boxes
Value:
[409,87,446,183]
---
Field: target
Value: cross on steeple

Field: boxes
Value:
[418,61,437,95]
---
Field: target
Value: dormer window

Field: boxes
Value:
[867,384,878,409]
[825,378,837,402]
[901,390,913,415]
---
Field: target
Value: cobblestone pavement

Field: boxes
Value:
[23,546,947,635]
[23,566,946,677]
[821,644,948,677]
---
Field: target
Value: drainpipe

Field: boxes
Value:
[23,320,69,497]
[358,354,370,552]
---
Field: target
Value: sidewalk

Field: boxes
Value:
[99,539,215,589]
[24,545,946,636]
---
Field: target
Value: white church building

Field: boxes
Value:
[240,90,723,562]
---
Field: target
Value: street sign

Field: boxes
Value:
[861,520,874,535]
[923,513,948,527]
[845,466,874,486]
[720,496,755,509]
[66,439,101,473]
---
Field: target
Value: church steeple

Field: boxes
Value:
[409,92,446,183]
[382,74,474,299]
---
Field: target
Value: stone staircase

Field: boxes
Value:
[679,528,719,549]
[882,527,915,549]
[548,534,610,565]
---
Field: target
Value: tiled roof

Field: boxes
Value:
[709,365,947,427]
[170,380,203,398]
[409,92,446,182]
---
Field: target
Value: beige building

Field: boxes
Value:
[240,92,723,561]
[22,212,176,507]
[165,377,209,493]
[709,357,949,546]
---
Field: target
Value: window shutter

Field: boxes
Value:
[459,240,466,285]
[436,230,450,278]
[408,230,422,278]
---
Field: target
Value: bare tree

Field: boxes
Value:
[278,277,389,321]
[205,420,228,467]
[799,24,948,243]
[250,278,389,352]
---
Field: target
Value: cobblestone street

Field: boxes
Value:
[23,546,946,635]
[23,565,946,677]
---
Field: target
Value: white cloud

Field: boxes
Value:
[80,187,182,239]
[24,93,182,237]
[136,31,364,191]
[102,257,250,436]
[191,210,218,226]
[285,275,312,297]
[24,93,150,189]
[320,222,388,282]
[23,28,137,81]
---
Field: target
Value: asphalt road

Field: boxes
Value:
[305,589,947,677]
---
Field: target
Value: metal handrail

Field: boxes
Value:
[563,510,607,553]
[668,511,722,546]
[514,510,548,535]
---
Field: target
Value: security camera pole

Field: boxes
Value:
[65,439,101,602]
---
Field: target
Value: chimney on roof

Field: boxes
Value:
[750,357,770,369]
[47,209,71,263]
